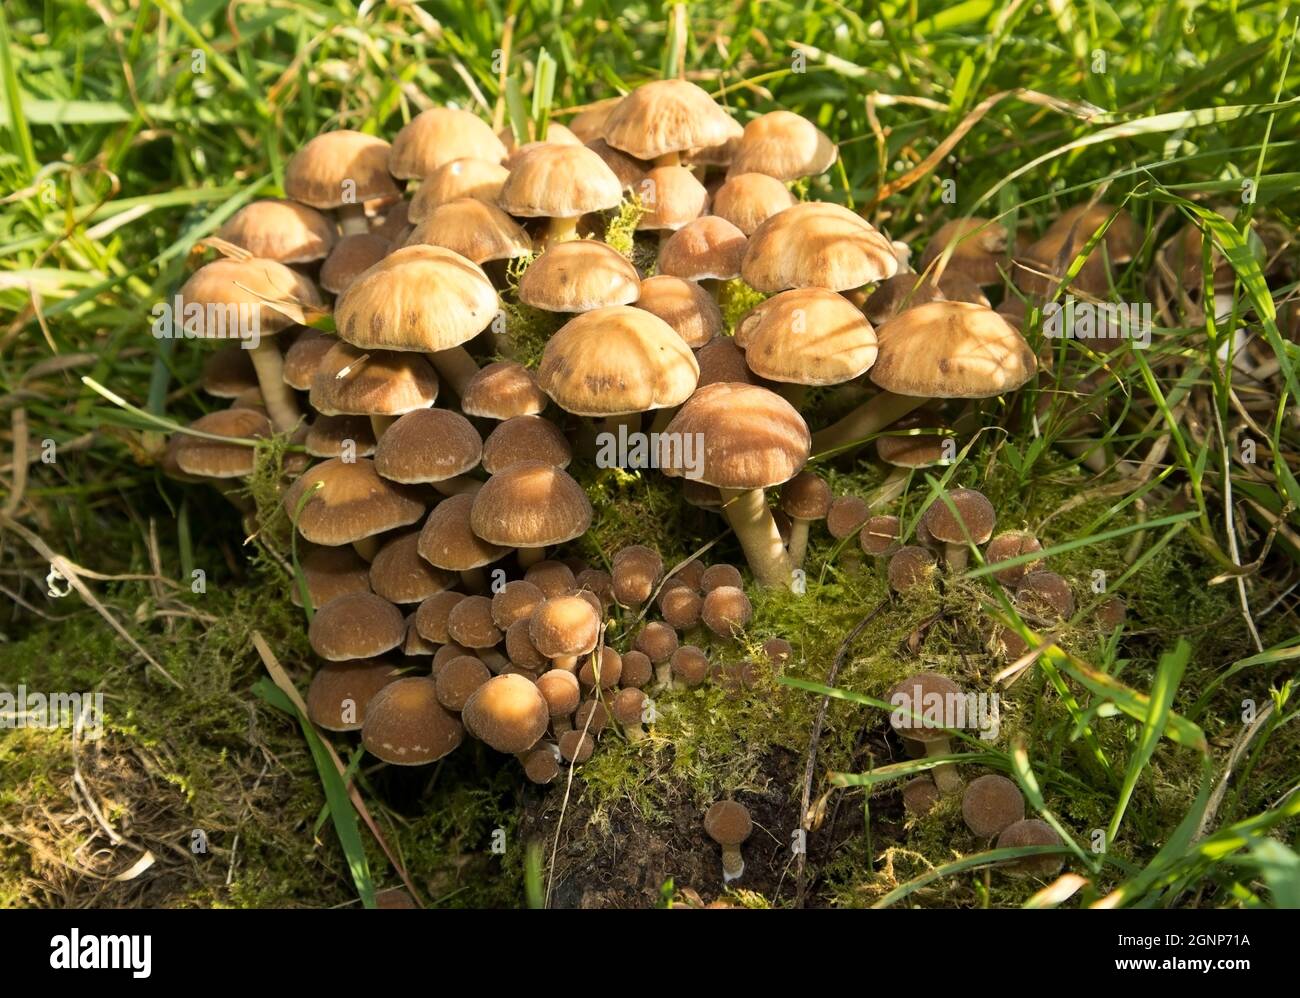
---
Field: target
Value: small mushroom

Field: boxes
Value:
[961,774,1026,838]
[921,488,996,571]
[361,676,464,766]
[996,818,1065,878]
[887,545,937,593]
[887,672,964,793]
[611,688,649,742]
[701,586,753,638]
[670,645,710,688]
[703,801,753,884]
[780,472,832,568]
[984,531,1044,586]
[461,674,550,755]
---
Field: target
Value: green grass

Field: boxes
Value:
[1,1,1298,908]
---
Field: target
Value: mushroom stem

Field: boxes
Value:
[518,547,545,569]
[352,536,380,562]
[623,723,647,743]
[720,844,745,883]
[943,541,971,572]
[599,412,641,444]
[459,567,488,593]
[926,739,962,794]
[544,215,581,247]
[369,414,396,439]
[786,517,812,568]
[719,487,794,589]
[811,391,926,455]
[648,406,678,435]
[655,661,673,688]
[552,655,579,673]
[337,203,370,237]
[427,347,480,397]
[654,151,682,168]
[870,467,911,509]
[246,339,302,433]
[552,716,573,736]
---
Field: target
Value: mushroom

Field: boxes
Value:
[460,361,548,421]
[519,240,641,313]
[200,344,258,400]
[961,774,1026,838]
[530,595,600,672]
[619,650,654,689]
[984,531,1044,586]
[741,202,897,293]
[778,472,831,568]
[612,545,664,608]
[826,495,870,541]
[1015,570,1076,621]
[634,622,679,684]
[557,729,595,764]
[712,173,796,235]
[469,461,592,567]
[491,580,545,630]
[918,217,1009,287]
[505,617,548,672]
[461,674,550,754]
[417,492,507,592]
[922,487,996,571]
[996,818,1065,878]
[521,743,562,785]
[306,659,401,732]
[859,515,902,558]
[887,545,938,593]
[657,216,747,297]
[701,586,752,639]
[481,415,572,474]
[661,383,810,589]
[670,645,710,688]
[388,108,507,181]
[368,531,456,605]
[414,590,465,645]
[498,143,623,245]
[887,672,964,793]
[319,234,393,296]
[292,544,372,610]
[524,559,578,598]
[700,563,743,593]
[309,341,440,439]
[446,594,502,649]
[659,584,703,630]
[283,458,425,561]
[285,130,399,236]
[579,646,622,692]
[282,328,337,392]
[602,80,740,167]
[409,158,510,219]
[901,776,941,817]
[863,269,989,324]
[703,801,753,883]
[361,676,464,765]
[405,198,532,267]
[727,110,837,181]
[434,655,491,712]
[373,408,482,494]
[171,409,270,482]
[535,668,581,734]
[218,199,336,264]
[611,688,648,742]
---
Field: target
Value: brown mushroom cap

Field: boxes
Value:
[319,233,392,295]
[602,80,740,161]
[373,408,482,484]
[741,202,898,293]
[875,415,953,469]
[179,258,322,339]
[919,218,1009,287]
[498,143,622,219]
[409,158,511,221]
[282,328,335,391]
[996,818,1065,878]
[658,216,747,281]
[762,637,793,667]
[863,270,990,325]
[962,774,1026,838]
[529,595,600,659]
[388,108,507,180]
[567,97,622,142]
[573,699,608,734]
[923,488,996,546]
[307,659,401,732]
[557,729,595,763]
[579,646,622,691]
[633,275,722,349]
[634,621,679,663]
[859,514,902,557]
[985,531,1044,586]
[219,199,337,264]
[446,594,502,648]
[1015,570,1076,621]
[432,641,473,673]
[505,617,548,671]
[660,382,810,490]
[539,306,699,416]
[670,645,710,687]
[284,458,425,546]
[461,674,550,754]
[310,342,439,417]
[518,240,641,313]
[286,130,399,209]
[309,591,406,661]
[413,591,465,644]
[373,200,411,243]
[700,563,743,593]
[585,137,648,190]
[735,287,878,386]
[611,687,647,727]
[460,361,548,420]
[886,671,962,743]
[703,800,753,846]
[902,776,942,817]
[536,668,581,720]
[659,585,703,630]
[521,744,561,784]
[173,409,270,479]
[612,545,664,606]
[292,544,372,609]
[334,244,498,354]
[712,172,796,235]
[1095,596,1127,630]
[434,655,491,711]
[405,198,532,265]
[469,462,592,550]
[888,545,938,592]
[619,649,654,689]
[369,531,456,604]
[525,560,578,598]
[491,580,545,629]
[481,415,572,475]
[418,492,508,571]
[870,301,1037,400]
[635,165,709,231]
[826,495,870,540]
[701,586,753,637]
[694,336,754,387]
[361,676,464,765]
[781,471,832,521]
[201,344,258,399]
[728,110,837,181]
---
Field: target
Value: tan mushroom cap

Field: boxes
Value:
[538,306,699,416]
[292,544,372,609]
[585,138,648,190]
[713,172,797,235]
[620,649,654,688]
[362,676,465,765]
[282,328,335,390]
[741,202,898,293]
[612,545,663,606]
[305,414,377,459]
[388,108,507,180]
[310,342,439,416]
[525,560,577,598]
[728,110,837,181]
[870,301,1037,399]
[694,335,753,387]
[635,165,708,231]
[470,461,592,549]
[446,594,501,648]
[567,97,622,142]
[657,216,747,281]
[173,408,270,479]
[863,270,990,325]
[405,198,532,265]
[283,458,425,546]
[860,514,902,557]
[702,585,753,637]
[602,80,741,161]
[660,382,810,490]
[435,655,490,711]
[415,590,465,645]
[919,218,1009,286]
[735,287,877,386]
[536,667,582,720]
[633,275,722,348]
[319,233,391,296]
[611,687,647,727]
[530,595,600,659]
[460,361,548,420]
[373,408,482,484]
[409,158,510,222]
[498,143,622,219]
[286,130,399,209]
[309,591,406,661]
[372,200,411,243]
[518,240,640,313]
[179,258,322,338]
[505,617,548,671]
[659,585,702,629]
[671,645,710,686]
[201,344,258,398]
[369,531,456,604]
[461,674,550,754]
[307,659,401,732]
[482,415,572,474]
[781,471,832,521]
[703,800,753,846]
[491,580,545,629]
[418,492,508,571]
[875,416,951,469]
[218,199,336,264]
[962,774,1026,838]
[334,244,498,353]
